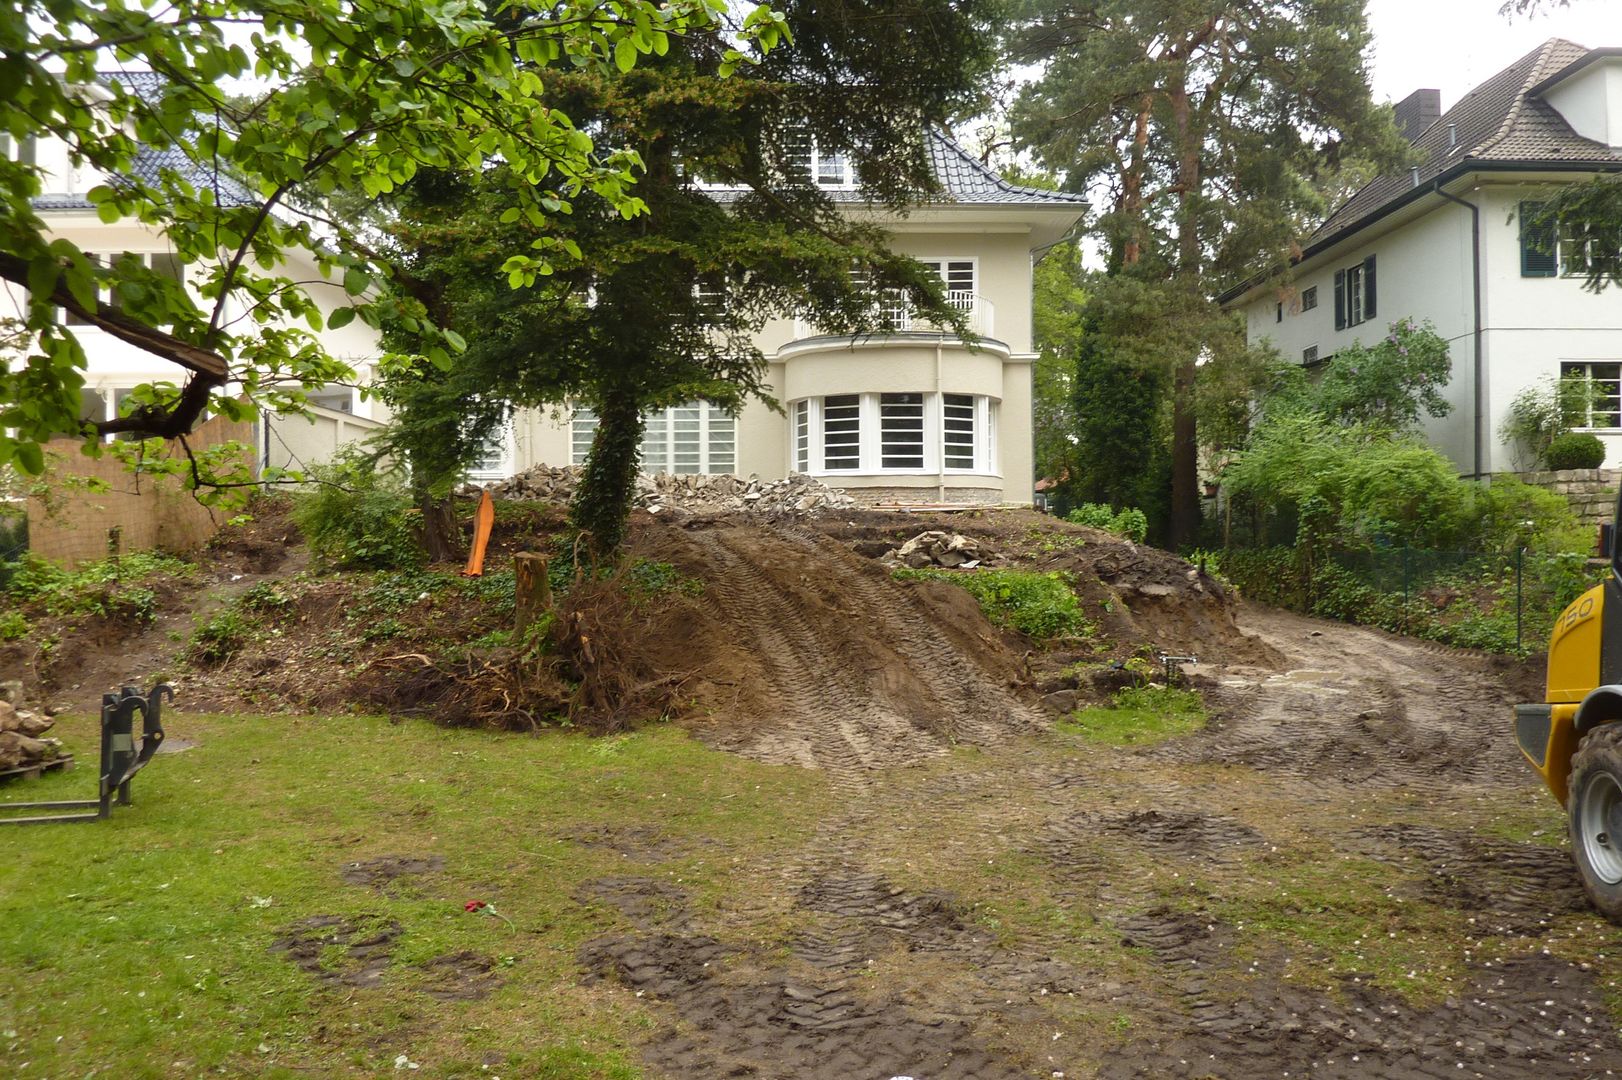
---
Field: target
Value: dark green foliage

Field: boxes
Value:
[893,568,1090,641]
[1312,319,1453,430]
[291,450,423,571]
[379,1,1001,558]
[1545,432,1607,471]
[1065,321,1170,526]
[2,551,189,622]
[189,608,253,666]
[1066,503,1148,543]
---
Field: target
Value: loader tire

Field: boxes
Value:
[1568,723,1622,924]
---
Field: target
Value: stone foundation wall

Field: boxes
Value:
[1500,469,1619,527]
[840,486,1005,507]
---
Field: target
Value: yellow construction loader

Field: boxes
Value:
[1517,525,1622,920]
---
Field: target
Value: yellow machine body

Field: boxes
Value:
[1520,583,1605,803]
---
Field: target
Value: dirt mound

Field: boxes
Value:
[641,521,1047,781]
[812,509,1281,669]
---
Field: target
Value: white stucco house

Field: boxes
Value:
[483,133,1086,506]
[7,72,387,475]
[1220,39,1622,477]
[14,68,1083,505]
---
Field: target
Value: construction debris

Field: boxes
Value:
[0,699,65,773]
[475,465,858,517]
[883,530,992,569]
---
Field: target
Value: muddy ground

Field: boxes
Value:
[6,502,1611,1078]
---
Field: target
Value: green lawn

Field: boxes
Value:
[0,712,829,1079]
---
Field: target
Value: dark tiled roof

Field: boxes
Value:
[706,129,1085,207]
[1313,38,1622,242]
[31,70,257,211]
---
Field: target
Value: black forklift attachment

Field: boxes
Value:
[0,683,173,825]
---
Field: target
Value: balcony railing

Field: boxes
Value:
[793,290,996,341]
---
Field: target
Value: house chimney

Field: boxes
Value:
[1394,88,1442,141]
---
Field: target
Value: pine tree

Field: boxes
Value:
[1006,0,1406,547]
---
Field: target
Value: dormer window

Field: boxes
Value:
[781,132,855,189]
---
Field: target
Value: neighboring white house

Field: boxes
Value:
[483,132,1086,505]
[1220,39,1622,477]
[8,72,387,475]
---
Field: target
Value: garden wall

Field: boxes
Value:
[24,414,255,568]
[1501,469,1620,528]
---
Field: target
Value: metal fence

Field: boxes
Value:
[1222,544,1600,654]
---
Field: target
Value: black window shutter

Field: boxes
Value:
[1521,200,1558,277]
[1276,302,1283,323]
[1334,269,1346,331]
[1362,256,1376,321]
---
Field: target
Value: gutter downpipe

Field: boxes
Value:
[936,339,946,503]
[1432,179,1484,481]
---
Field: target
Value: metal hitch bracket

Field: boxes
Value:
[0,683,174,826]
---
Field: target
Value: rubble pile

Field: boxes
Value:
[479,465,858,517]
[0,698,65,773]
[883,530,993,569]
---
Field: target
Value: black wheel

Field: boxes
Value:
[1568,723,1622,923]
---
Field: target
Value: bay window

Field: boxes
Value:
[791,392,997,475]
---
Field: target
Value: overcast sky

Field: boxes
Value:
[1366,0,1620,108]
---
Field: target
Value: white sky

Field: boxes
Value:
[1366,0,1621,108]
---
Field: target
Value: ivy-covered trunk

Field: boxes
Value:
[570,386,646,560]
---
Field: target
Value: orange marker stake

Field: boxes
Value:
[464,488,495,577]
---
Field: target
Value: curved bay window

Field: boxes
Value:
[792,392,997,475]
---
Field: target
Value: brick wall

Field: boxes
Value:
[25,414,255,568]
[1500,469,1620,527]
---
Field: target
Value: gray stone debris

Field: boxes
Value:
[882,530,992,569]
[473,465,857,518]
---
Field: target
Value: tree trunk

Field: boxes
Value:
[1168,83,1203,550]
[419,491,462,563]
[570,385,646,560]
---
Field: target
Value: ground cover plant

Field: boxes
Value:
[892,567,1092,641]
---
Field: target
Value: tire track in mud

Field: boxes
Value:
[1154,607,1528,788]
[682,522,1044,785]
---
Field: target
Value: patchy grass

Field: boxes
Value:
[0,712,831,1078]
[1062,685,1206,746]
[894,567,1092,641]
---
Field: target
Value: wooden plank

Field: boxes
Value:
[0,754,75,783]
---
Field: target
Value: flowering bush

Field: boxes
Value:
[1312,318,1453,431]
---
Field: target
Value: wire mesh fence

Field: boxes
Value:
[1221,544,1601,654]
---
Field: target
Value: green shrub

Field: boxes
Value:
[1467,476,1590,554]
[241,582,293,612]
[1066,503,1149,543]
[292,449,421,570]
[1065,684,1206,746]
[895,568,1090,640]
[3,551,189,619]
[0,610,28,640]
[189,608,253,665]
[1544,431,1607,471]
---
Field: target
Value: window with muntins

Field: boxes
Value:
[880,393,925,469]
[1562,362,1622,430]
[571,401,736,474]
[822,394,862,470]
[1301,286,1318,311]
[1560,224,1621,281]
[943,394,976,469]
[1521,200,1558,277]
[1333,256,1376,330]
[793,400,810,472]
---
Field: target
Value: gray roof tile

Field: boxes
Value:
[1314,38,1622,242]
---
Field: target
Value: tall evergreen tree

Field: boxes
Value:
[380,0,999,555]
[1006,0,1406,547]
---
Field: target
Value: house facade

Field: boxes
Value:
[1220,39,1622,477]
[486,134,1085,505]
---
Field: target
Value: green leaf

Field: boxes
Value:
[499,207,522,224]
[614,37,636,73]
[15,442,44,476]
[328,307,356,329]
[343,267,372,296]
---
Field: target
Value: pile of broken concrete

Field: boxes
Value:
[0,698,65,773]
[883,530,992,569]
[478,465,858,517]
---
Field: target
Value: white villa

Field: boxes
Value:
[1220,39,1622,476]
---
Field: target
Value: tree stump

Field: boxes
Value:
[514,553,552,636]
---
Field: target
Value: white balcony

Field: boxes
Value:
[793,290,996,342]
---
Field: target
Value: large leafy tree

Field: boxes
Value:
[380,0,999,555]
[0,0,781,483]
[1006,0,1406,547]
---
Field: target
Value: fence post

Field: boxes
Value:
[1516,546,1525,652]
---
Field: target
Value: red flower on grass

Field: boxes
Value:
[464,900,487,912]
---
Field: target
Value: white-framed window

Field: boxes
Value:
[880,392,925,469]
[1562,362,1622,430]
[793,399,810,472]
[467,426,512,481]
[943,393,976,469]
[792,392,997,475]
[1301,285,1318,311]
[1560,226,1622,280]
[822,394,862,470]
[65,251,185,326]
[570,401,737,474]
[0,133,36,167]
[850,258,978,331]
